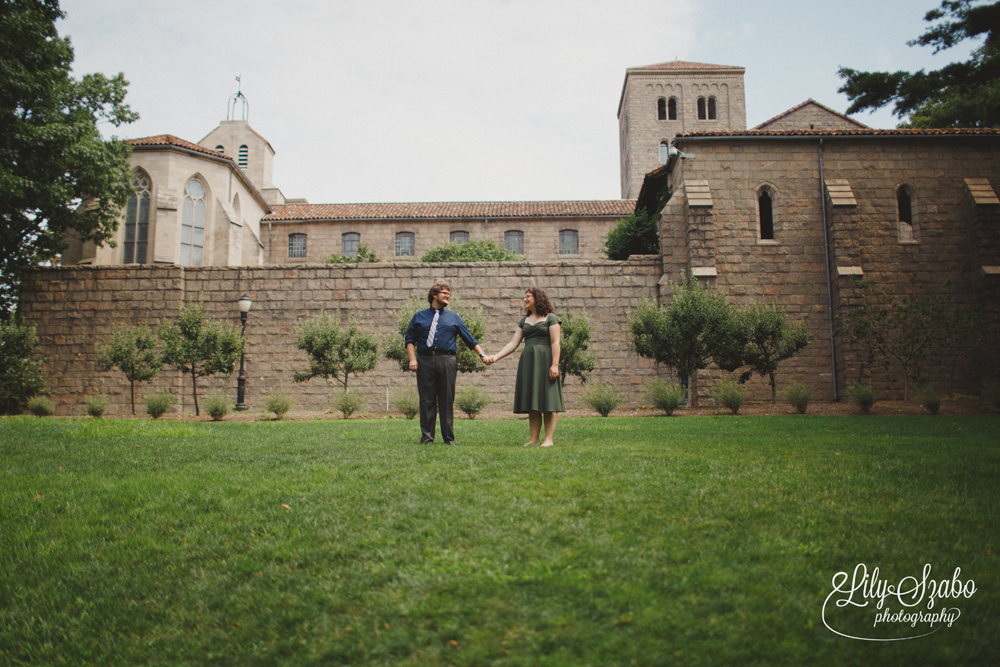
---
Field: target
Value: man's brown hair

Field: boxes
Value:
[427,283,451,305]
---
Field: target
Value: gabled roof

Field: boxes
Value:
[198,122,275,154]
[128,135,229,158]
[265,200,636,222]
[752,99,869,130]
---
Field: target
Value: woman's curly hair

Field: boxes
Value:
[525,287,554,317]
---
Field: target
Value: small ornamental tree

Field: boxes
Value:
[293,311,379,390]
[559,309,596,385]
[158,301,243,416]
[733,303,810,404]
[602,210,660,260]
[96,324,161,415]
[0,319,46,414]
[384,296,486,374]
[420,239,520,262]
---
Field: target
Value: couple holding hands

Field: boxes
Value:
[404,283,564,447]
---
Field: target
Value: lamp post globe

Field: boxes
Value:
[236,294,252,411]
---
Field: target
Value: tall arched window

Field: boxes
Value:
[288,233,307,258]
[396,232,415,256]
[180,178,206,266]
[504,230,524,255]
[758,191,774,240]
[559,229,579,255]
[898,187,915,241]
[123,171,151,264]
[668,97,677,120]
[657,97,666,120]
[342,232,360,257]
[697,97,707,120]
[450,231,469,244]
[238,145,248,169]
[707,97,717,120]
[659,141,669,164]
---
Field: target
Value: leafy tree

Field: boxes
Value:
[732,303,810,404]
[1,0,137,314]
[559,309,596,385]
[0,318,46,414]
[420,239,520,262]
[325,243,379,264]
[158,301,243,416]
[603,210,660,260]
[838,1,1000,127]
[627,273,736,407]
[384,296,486,374]
[96,324,161,415]
[933,307,986,390]
[293,311,379,390]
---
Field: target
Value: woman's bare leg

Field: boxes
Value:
[540,412,558,446]
[525,411,542,445]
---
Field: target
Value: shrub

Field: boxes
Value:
[982,379,1000,410]
[205,393,230,421]
[332,391,365,419]
[784,382,813,414]
[325,243,379,264]
[711,379,746,415]
[847,383,878,414]
[420,239,520,262]
[28,396,54,417]
[603,210,660,260]
[263,389,293,420]
[0,319,46,415]
[582,383,624,417]
[391,387,420,419]
[916,384,942,415]
[455,385,492,419]
[144,392,175,419]
[84,395,109,418]
[643,378,686,416]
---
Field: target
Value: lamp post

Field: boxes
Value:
[235,294,252,411]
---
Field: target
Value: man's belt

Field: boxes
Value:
[418,350,456,356]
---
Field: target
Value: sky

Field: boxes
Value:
[58,0,979,204]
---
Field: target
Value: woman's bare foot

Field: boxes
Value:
[540,441,554,447]
[524,441,539,446]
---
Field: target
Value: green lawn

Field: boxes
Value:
[1,415,997,666]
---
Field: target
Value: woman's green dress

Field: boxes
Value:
[513,313,565,414]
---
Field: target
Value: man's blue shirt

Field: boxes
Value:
[405,308,478,354]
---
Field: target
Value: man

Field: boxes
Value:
[405,283,488,445]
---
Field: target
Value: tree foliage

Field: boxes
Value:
[158,301,243,416]
[0,318,46,414]
[293,311,379,390]
[96,324,160,415]
[731,303,810,404]
[603,210,660,260]
[384,296,486,374]
[559,309,596,385]
[420,239,520,262]
[1,0,138,314]
[838,1,1000,127]
[325,243,379,264]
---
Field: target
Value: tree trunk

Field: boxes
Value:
[130,380,136,415]
[769,372,777,404]
[191,368,200,416]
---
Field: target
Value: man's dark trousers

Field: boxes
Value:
[416,353,457,444]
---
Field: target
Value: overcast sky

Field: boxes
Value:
[59,0,977,204]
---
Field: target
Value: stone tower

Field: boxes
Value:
[618,61,746,199]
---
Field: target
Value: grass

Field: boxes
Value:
[1,415,997,666]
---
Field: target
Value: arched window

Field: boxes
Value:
[707,97,717,120]
[559,229,579,255]
[123,171,151,264]
[758,191,774,240]
[668,97,677,120]
[238,145,248,169]
[697,97,707,120]
[342,232,360,257]
[450,231,469,244]
[659,141,669,164]
[395,232,415,256]
[504,230,524,255]
[288,233,307,258]
[657,97,666,121]
[898,187,915,241]
[180,178,206,266]
[214,145,224,154]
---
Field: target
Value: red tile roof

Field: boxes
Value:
[128,135,230,158]
[265,200,636,222]
[628,60,745,72]
[677,127,1000,138]
[752,99,869,130]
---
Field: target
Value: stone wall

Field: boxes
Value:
[19,259,664,416]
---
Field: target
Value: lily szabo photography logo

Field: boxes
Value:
[822,563,976,641]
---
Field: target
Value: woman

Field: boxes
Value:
[485,288,564,446]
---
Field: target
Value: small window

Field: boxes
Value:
[697,97,707,120]
[668,97,677,120]
[450,231,469,244]
[659,141,669,164]
[759,191,774,240]
[898,188,914,241]
[559,230,579,255]
[707,97,717,120]
[657,97,666,121]
[238,145,248,169]
[123,171,151,264]
[214,145,224,153]
[342,232,360,257]
[180,178,206,266]
[504,230,524,255]
[396,232,415,256]
[288,233,307,258]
